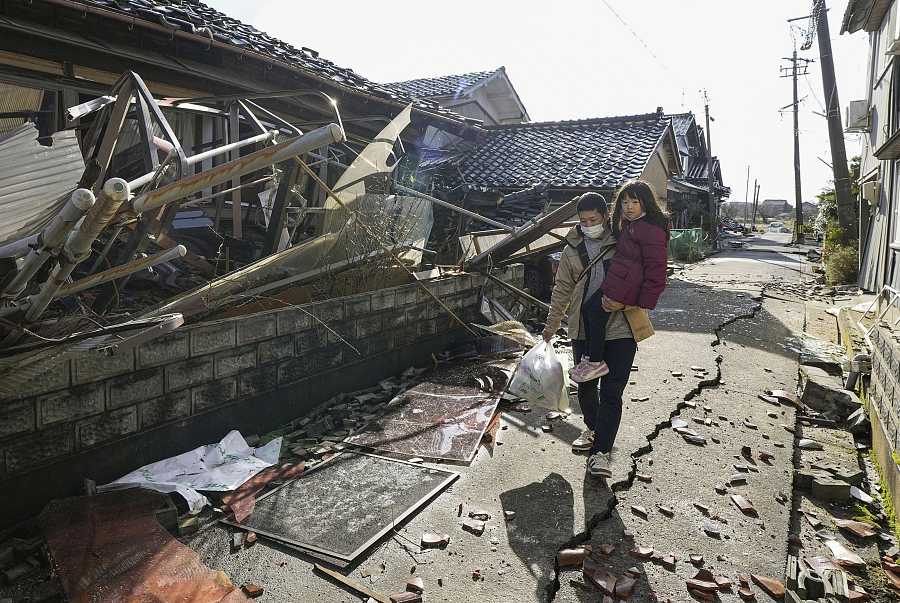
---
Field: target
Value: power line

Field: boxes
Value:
[599,0,676,79]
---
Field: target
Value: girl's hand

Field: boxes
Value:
[602,295,624,311]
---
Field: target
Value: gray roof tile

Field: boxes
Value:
[384,70,498,98]
[454,112,671,191]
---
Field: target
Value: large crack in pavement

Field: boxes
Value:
[546,294,765,602]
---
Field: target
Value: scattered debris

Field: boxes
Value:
[242,583,264,598]
[731,494,757,517]
[406,577,425,594]
[750,575,784,599]
[462,519,486,536]
[823,539,865,569]
[630,546,654,559]
[557,547,590,568]
[420,533,450,549]
[631,505,649,519]
[798,438,824,451]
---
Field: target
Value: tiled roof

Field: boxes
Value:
[668,113,694,137]
[384,70,498,99]
[454,112,671,191]
[67,0,465,122]
[686,156,719,180]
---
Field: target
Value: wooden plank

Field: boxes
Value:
[313,564,391,603]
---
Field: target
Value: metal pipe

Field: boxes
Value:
[127,130,278,190]
[483,272,551,312]
[25,179,130,322]
[86,224,125,276]
[1,189,96,299]
[57,245,186,298]
[0,235,38,259]
[132,124,344,215]
[393,183,515,232]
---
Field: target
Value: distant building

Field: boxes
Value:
[801,201,818,218]
[385,67,530,125]
[759,199,791,219]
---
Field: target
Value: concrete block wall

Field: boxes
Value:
[869,325,900,452]
[866,324,900,525]
[0,266,524,525]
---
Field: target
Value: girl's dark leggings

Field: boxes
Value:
[581,290,610,362]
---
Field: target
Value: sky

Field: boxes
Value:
[213,0,870,205]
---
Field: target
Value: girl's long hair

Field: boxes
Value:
[611,179,671,237]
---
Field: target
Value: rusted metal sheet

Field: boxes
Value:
[0,123,86,248]
[345,359,514,464]
[41,489,248,602]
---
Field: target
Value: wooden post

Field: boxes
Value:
[261,161,299,256]
[229,102,243,239]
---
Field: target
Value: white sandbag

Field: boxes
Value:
[507,341,566,411]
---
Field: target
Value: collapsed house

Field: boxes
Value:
[666,112,730,230]
[0,0,729,540]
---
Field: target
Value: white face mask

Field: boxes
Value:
[581,223,605,239]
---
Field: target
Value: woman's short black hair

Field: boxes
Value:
[575,192,609,215]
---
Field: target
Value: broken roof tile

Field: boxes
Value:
[750,575,784,598]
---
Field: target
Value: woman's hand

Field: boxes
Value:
[542,329,554,343]
[602,295,624,312]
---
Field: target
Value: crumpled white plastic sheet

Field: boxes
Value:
[98,430,281,514]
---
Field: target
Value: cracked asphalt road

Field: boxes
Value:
[193,234,811,602]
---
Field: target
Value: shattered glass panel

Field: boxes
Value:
[345,360,513,463]
[228,453,457,562]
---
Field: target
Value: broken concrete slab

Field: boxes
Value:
[798,365,859,421]
[810,477,851,502]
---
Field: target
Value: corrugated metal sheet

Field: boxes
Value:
[0,123,85,248]
[0,83,43,133]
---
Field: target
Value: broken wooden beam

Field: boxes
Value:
[313,564,391,603]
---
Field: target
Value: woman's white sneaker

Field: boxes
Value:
[587,452,612,478]
[572,430,594,452]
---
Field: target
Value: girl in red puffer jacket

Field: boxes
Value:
[570,180,670,383]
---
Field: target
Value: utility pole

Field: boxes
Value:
[806,0,857,237]
[703,92,717,249]
[751,180,760,230]
[743,165,750,229]
[780,51,812,245]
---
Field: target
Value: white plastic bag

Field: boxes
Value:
[508,341,567,411]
